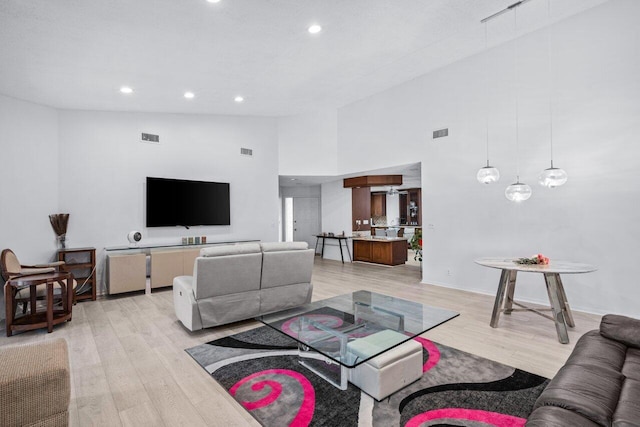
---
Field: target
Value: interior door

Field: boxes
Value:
[293,197,320,249]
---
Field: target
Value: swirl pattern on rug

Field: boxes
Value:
[186,325,548,426]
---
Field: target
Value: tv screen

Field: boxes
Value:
[146,177,230,227]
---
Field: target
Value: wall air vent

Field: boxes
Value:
[432,128,449,139]
[141,133,160,144]
[240,147,253,156]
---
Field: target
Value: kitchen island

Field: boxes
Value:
[352,236,408,266]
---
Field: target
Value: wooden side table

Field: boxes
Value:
[58,247,96,301]
[5,271,74,337]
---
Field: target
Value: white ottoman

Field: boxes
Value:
[348,330,423,400]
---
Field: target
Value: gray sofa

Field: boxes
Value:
[527,314,640,426]
[173,242,314,331]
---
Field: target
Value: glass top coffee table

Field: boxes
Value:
[257,290,458,389]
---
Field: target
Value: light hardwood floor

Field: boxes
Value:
[0,258,601,426]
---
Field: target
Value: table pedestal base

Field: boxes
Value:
[490,270,575,344]
[298,344,349,390]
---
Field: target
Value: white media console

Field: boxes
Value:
[105,240,258,295]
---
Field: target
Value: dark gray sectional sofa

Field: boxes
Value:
[527,314,640,426]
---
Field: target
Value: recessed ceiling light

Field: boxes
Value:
[120,86,133,94]
[206,0,220,3]
[308,24,322,34]
[184,92,195,99]
[234,96,244,103]
[290,178,297,181]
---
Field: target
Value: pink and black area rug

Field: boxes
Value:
[186,325,548,426]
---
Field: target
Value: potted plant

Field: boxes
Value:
[409,228,422,262]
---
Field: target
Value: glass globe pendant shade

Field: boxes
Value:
[505,179,532,202]
[477,165,500,184]
[538,165,568,188]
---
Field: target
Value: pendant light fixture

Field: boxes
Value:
[477,21,500,185]
[538,0,568,188]
[505,7,532,202]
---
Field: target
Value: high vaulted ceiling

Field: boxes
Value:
[0,0,607,116]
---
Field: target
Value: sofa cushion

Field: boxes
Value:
[565,330,627,373]
[260,248,314,289]
[623,348,640,382]
[260,242,308,252]
[193,252,262,299]
[200,243,261,257]
[533,363,623,426]
[526,406,600,427]
[600,314,640,349]
[613,378,640,426]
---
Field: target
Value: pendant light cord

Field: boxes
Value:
[484,21,490,167]
[514,7,520,181]
[547,0,555,168]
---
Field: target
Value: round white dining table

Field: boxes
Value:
[475,257,597,344]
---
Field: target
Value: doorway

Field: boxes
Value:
[284,197,320,249]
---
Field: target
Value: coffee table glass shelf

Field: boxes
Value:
[257,291,458,389]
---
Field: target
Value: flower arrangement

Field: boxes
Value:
[409,228,423,262]
[515,254,550,265]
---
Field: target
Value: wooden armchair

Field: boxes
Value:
[1,249,76,315]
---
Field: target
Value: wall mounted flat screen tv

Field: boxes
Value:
[146,177,230,227]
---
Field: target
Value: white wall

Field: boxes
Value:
[57,110,279,293]
[280,185,322,199]
[278,109,338,176]
[335,0,640,317]
[0,95,59,263]
[319,179,353,261]
[386,193,400,226]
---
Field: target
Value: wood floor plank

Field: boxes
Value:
[144,376,209,427]
[194,394,260,427]
[119,401,165,427]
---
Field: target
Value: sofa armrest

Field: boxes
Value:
[30,261,65,268]
[15,266,56,276]
[173,276,203,332]
[600,314,640,349]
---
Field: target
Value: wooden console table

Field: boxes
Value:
[5,271,74,337]
[105,240,260,295]
[475,258,597,344]
[314,235,352,263]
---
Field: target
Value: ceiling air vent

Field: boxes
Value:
[240,147,253,156]
[141,133,160,144]
[432,128,449,139]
